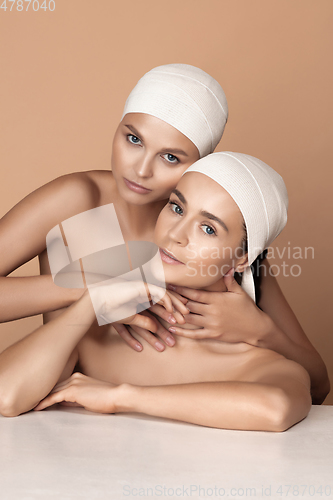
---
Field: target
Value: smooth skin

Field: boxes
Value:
[31,290,312,433]
[0,113,330,406]
[28,174,312,432]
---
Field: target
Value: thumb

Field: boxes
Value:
[128,313,158,333]
[223,268,241,293]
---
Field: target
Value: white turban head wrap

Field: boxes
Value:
[182,152,289,302]
[121,63,228,158]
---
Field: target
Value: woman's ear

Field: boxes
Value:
[234,254,248,274]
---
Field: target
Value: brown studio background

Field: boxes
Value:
[1,0,332,403]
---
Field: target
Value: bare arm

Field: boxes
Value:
[0,282,173,417]
[0,275,83,323]
[117,357,312,432]
[0,172,99,322]
[0,291,96,417]
[27,286,312,431]
[257,260,330,405]
[36,353,312,432]
[166,261,330,405]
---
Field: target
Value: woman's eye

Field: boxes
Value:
[162,153,179,164]
[202,224,216,236]
[127,134,141,145]
[168,201,183,215]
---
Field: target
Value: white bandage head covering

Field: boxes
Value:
[121,63,228,158]
[182,152,288,302]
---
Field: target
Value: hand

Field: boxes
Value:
[112,290,190,352]
[88,278,175,326]
[33,373,121,414]
[166,269,270,345]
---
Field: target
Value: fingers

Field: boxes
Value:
[167,325,209,339]
[149,302,186,325]
[50,373,90,394]
[128,313,159,333]
[114,312,176,352]
[151,319,176,347]
[166,291,190,316]
[130,313,176,349]
[167,285,209,304]
[148,285,173,313]
[167,290,188,305]
[170,308,186,325]
[223,268,242,293]
[148,303,177,325]
[128,325,167,351]
[34,389,72,411]
[150,286,189,317]
[112,323,143,351]
[184,300,208,315]
[59,402,83,407]
[180,312,205,327]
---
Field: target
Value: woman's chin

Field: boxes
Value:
[162,268,201,289]
[149,253,203,288]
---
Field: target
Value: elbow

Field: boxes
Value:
[0,388,26,417]
[0,395,20,418]
[269,388,312,432]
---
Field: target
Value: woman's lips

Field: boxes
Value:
[159,248,184,265]
[124,178,152,194]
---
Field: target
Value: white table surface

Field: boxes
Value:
[0,405,332,500]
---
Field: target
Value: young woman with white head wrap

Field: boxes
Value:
[121,63,228,158]
[0,64,329,417]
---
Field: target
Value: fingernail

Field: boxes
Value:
[135,343,143,351]
[165,336,175,346]
[167,285,176,291]
[155,341,165,351]
[168,327,176,333]
[226,267,235,277]
[169,315,176,324]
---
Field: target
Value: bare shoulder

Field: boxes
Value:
[0,170,109,276]
[82,169,115,205]
[45,170,102,214]
[23,169,111,219]
[244,347,311,391]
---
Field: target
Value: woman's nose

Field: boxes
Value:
[167,219,189,246]
[135,154,154,178]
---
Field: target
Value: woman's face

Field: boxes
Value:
[153,172,249,289]
[111,113,200,205]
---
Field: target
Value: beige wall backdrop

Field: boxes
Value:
[1,0,333,402]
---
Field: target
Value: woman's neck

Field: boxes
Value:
[112,186,168,241]
[199,277,227,293]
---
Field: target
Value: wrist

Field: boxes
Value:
[67,286,87,305]
[116,383,142,413]
[68,288,96,324]
[253,311,280,348]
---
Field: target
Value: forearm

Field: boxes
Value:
[256,262,330,404]
[257,318,330,404]
[0,291,95,416]
[0,275,84,322]
[118,381,293,432]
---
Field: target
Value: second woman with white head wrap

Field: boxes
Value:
[110,64,328,404]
